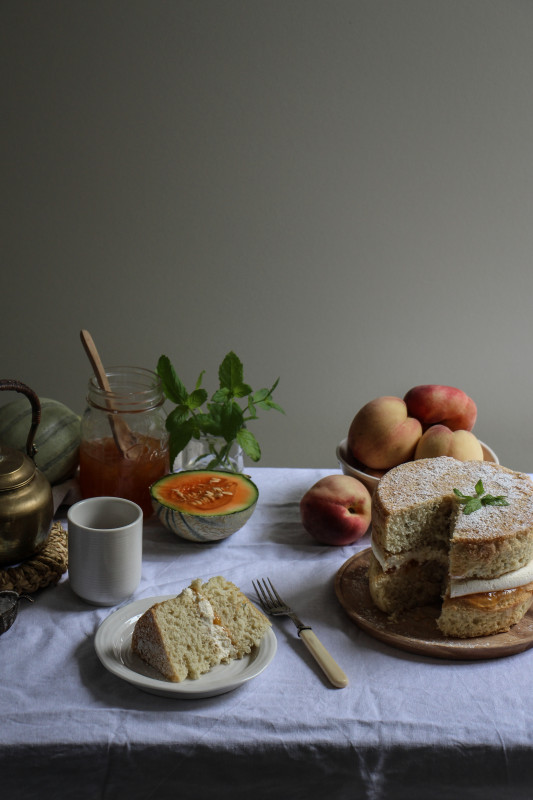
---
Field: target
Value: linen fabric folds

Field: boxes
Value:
[2,467,533,799]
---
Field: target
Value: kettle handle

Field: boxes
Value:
[0,380,41,460]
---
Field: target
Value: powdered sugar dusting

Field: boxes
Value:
[376,457,533,542]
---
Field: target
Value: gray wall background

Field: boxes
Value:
[3,1,533,472]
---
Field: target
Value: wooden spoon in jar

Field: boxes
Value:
[80,329,139,459]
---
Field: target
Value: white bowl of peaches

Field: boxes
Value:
[337,384,499,496]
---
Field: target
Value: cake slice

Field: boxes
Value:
[132,576,271,681]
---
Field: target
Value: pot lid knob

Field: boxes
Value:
[0,444,35,491]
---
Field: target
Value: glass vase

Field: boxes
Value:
[173,435,244,473]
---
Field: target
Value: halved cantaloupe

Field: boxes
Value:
[150,470,258,542]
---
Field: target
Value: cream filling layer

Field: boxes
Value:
[370,537,533,599]
[449,558,533,598]
[184,587,233,658]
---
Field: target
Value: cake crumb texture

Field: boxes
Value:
[132,576,271,682]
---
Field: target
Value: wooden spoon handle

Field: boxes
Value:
[299,628,349,689]
[79,329,137,458]
[80,329,113,393]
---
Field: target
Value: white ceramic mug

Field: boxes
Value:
[67,497,143,606]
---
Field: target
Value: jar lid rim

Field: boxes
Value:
[86,366,165,411]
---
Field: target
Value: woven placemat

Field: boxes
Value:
[0,522,68,594]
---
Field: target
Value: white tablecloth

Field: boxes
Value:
[2,468,533,799]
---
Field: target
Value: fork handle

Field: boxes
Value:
[299,629,348,689]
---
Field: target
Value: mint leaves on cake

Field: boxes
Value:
[453,479,509,515]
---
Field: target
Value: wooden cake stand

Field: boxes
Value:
[335,548,533,661]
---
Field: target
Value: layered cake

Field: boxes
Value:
[132,576,271,681]
[368,457,533,638]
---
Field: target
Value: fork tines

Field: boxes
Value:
[253,577,282,612]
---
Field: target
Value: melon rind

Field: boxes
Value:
[150,470,258,542]
[0,397,81,485]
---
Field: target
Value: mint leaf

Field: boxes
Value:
[255,397,285,412]
[219,401,244,442]
[237,429,261,461]
[233,382,253,398]
[218,351,243,393]
[157,355,188,405]
[251,381,285,414]
[213,383,252,401]
[165,418,194,464]
[187,388,208,410]
[252,388,270,403]
[247,396,258,419]
[482,494,510,508]
[454,480,509,515]
[211,387,231,403]
[462,497,483,515]
[195,410,223,437]
[166,405,190,429]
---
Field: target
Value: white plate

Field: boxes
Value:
[94,594,277,698]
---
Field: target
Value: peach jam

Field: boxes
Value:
[79,367,169,517]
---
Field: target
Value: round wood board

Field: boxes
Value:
[335,549,533,661]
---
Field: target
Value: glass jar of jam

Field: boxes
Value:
[79,367,169,517]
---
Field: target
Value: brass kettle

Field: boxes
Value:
[0,380,54,567]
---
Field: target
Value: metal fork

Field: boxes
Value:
[253,578,348,689]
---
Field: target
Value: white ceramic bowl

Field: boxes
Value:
[336,438,499,496]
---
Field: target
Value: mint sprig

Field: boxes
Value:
[453,479,509,515]
[157,351,284,469]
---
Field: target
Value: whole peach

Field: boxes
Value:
[414,424,484,461]
[347,396,422,470]
[404,384,477,432]
[300,474,371,546]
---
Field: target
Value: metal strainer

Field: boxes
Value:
[0,590,33,635]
